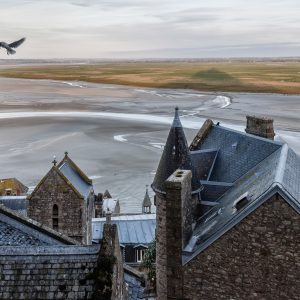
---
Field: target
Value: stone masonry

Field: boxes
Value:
[245,115,275,140]
[28,166,92,245]
[156,170,192,299]
[183,194,300,300]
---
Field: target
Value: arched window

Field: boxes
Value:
[52,204,59,230]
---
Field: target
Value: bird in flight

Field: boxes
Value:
[0,38,26,55]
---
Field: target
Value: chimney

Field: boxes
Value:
[245,115,275,140]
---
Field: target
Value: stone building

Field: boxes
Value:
[0,177,28,196]
[95,189,120,218]
[152,108,300,300]
[28,152,94,245]
[0,204,127,299]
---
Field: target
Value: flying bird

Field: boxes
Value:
[0,38,26,55]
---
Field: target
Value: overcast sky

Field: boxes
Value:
[1,0,300,59]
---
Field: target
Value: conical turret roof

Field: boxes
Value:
[151,107,201,194]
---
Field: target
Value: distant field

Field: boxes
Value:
[1,61,300,94]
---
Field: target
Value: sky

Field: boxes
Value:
[1,0,300,59]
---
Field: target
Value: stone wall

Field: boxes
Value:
[28,167,90,245]
[0,246,99,299]
[156,170,192,299]
[183,194,300,300]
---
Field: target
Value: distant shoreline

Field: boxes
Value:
[0,60,300,95]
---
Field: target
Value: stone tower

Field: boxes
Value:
[151,108,202,299]
[28,152,94,245]
[142,185,152,214]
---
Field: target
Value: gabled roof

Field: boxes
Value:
[152,107,202,194]
[192,124,282,183]
[92,214,156,245]
[0,205,78,246]
[183,143,300,264]
[28,153,93,201]
[58,153,93,200]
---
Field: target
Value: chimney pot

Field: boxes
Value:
[245,115,275,140]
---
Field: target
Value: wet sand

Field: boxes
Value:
[0,77,299,212]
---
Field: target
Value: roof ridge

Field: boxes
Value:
[214,124,283,146]
[58,155,92,185]
[274,144,289,184]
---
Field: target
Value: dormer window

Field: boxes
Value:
[233,192,249,212]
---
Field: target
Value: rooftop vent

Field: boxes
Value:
[245,115,275,140]
[233,192,249,212]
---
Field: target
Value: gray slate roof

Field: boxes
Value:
[0,205,78,246]
[124,271,145,300]
[59,161,92,200]
[0,196,27,215]
[92,214,156,245]
[196,125,281,183]
[183,140,300,264]
[0,220,47,246]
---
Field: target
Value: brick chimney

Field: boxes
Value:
[245,115,275,140]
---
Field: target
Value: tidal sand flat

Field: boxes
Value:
[0,77,299,212]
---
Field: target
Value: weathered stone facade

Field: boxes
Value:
[28,155,94,245]
[183,194,300,300]
[156,176,300,300]
[156,170,192,299]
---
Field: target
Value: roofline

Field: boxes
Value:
[214,124,283,146]
[27,166,84,200]
[0,204,79,245]
[182,182,300,265]
[58,155,92,185]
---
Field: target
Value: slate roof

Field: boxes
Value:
[152,107,202,194]
[92,214,156,245]
[0,205,78,246]
[0,220,48,246]
[0,196,27,215]
[124,270,145,300]
[58,153,93,200]
[183,126,300,263]
[194,125,281,183]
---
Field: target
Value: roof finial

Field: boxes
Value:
[52,155,57,166]
[64,151,68,157]
[172,106,182,128]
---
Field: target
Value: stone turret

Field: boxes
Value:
[151,107,201,194]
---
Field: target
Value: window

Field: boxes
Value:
[233,192,249,213]
[52,204,59,230]
[136,248,145,263]
[235,197,248,211]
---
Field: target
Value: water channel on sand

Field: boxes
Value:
[0,78,299,213]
